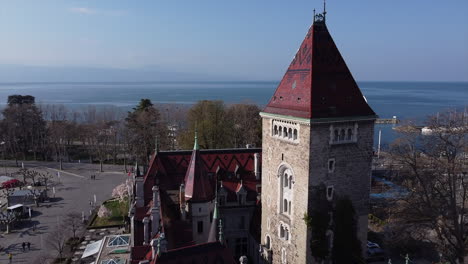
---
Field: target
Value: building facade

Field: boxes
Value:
[259,11,376,264]
[128,9,376,264]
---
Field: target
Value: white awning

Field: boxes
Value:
[7,204,24,210]
[82,239,103,259]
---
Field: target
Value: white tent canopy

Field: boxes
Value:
[82,239,103,259]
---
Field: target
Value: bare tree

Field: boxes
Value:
[226,103,262,147]
[18,168,29,184]
[46,226,69,260]
[0,209,19,233]
[37,170,53,192]
[64,212,83,239]
[389,110,468,263]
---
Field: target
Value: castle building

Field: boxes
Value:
[128,7,375,264]
[259,9,376,264]
[128,137,262,264]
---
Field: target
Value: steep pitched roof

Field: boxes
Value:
[263,19,376,119]
[184,134,215,203]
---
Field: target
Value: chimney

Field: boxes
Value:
[151,186,160,237]
[143,217,150,245]
[254,153,260,180]
[179,184,186,220]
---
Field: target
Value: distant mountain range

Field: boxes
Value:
[0,64,243,83]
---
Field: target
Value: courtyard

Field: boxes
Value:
[0,160,127,263]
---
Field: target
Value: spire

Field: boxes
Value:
[207,195,219,242]
[154,135,159,154]
[193,130,199,150]
[323,0,327,22]
[263,8,376,120]
[134,162,141,177]
[184,129,214,203]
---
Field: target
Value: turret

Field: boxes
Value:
[134,162,144,207]
[151,185,160,237]
[143,217,150,245]
[179,183,186,220]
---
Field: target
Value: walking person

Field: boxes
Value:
[22,242,25,251]
[8,253,13,264]
[27,242,31,250]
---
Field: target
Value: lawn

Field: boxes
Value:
[90,198,129,227]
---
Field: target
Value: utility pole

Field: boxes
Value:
[377,129,382,159]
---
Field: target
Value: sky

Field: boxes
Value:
[0,0,467,82]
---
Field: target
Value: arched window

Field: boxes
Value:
[285,228,289,241]
[288,128,292,139]
[279,166,293,216]
[334,129,339,141]
[274,125,278,135]
[279,126,283,137]
[281,248,287,263]
[280,225,285,238]
[339,129,345,141]
[266,235,271,249]
[347,128,353,141]
[293,129,298,140]
[283,127,288,138]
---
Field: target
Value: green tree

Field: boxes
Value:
[304,184,332,261]
[125,99,168,164]
[332,197,362,263]
[1,95,47,163]
[178,100,230,149]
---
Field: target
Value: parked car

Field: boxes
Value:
[367,241,385,262]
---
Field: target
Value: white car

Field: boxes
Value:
[367,241,385,262]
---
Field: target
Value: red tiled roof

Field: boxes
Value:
[263,21,376,119]
[155,242,236,264]
[184,149,215,203]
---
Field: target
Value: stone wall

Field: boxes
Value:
[261,116,311,264]
[260,114,374,263]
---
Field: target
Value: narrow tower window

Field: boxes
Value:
[347,128,353,140]
[328,159,335,173]
[339,129,345,141]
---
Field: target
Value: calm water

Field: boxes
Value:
[0,81,466,146]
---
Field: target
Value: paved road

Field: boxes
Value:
[0,161,128,263]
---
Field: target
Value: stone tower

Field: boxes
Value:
[259,10,376,264]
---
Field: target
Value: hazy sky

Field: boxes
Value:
[1,0,467,81]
